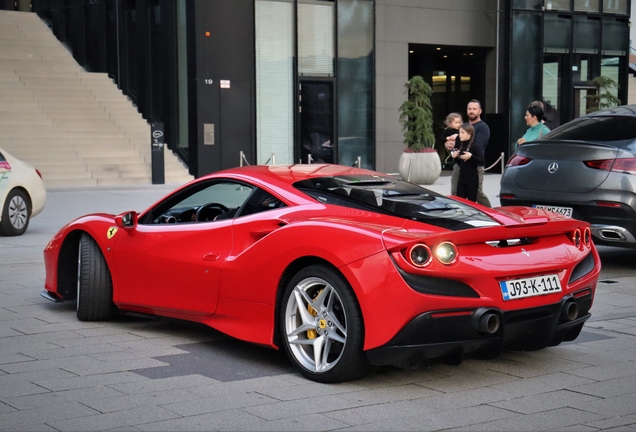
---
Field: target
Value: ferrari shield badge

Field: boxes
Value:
[107,226,118,239]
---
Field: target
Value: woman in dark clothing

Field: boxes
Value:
[451,123,484,202]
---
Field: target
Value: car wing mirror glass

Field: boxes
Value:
[115,211,138,229]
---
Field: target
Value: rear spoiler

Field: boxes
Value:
[381,211,587,252]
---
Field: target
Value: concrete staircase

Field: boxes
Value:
[0,10,194,188]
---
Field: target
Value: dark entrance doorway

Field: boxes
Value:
[298,80,334,164]
[408,44,488,158]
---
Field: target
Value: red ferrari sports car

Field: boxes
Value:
[42,164,600,383]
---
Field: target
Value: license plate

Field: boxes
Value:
[499,274,562,301]
[533,204,572,218]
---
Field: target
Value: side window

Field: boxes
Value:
[145,181,254,224]
[238,188,286,217]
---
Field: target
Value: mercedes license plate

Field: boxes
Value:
[533,204,572,217]
[499,274,562,301]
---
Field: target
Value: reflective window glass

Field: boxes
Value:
[145,181,255,224]
[602,17,628,54]
[298,0,335,77]
[543,56,560,111]
[573,54,599,82]
[432,71,447,95]
[541,54,564,128]
[573,16,600,54]
[337,0,374,169]
[255,0,295,164]
[601,56,621,100]
[239,188,286,217]
[603,0,628,14]
[512,0,543,9]
[574,87,594,117]
[176,0,189,154]
[544,0,571,11]
[510,12,542,148]
[294,175,497,231]
[574,0,600,12]
[544,14,571,53]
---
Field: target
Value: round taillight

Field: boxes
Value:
[584,227,591,247]
[572,229,581,249]
[408,244,432,267]
[435,242,458,265]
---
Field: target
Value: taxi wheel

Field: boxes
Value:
[280,264,372,383]
[0,189,30,236]
[76,233,113,321]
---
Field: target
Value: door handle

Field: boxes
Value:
[203,253,219,261]
[250,220,288,239]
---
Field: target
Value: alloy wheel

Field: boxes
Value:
[283,277,348,373]
[8,194,27,230]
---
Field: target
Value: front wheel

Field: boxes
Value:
[280,264,371,383]
[0,189,30,236]
[77,233,114,321]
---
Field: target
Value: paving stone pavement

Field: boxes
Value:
[0,176,635,431]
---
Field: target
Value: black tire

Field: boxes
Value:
[279,264,372,383]
[0,189,30,236]
[77,233,114,321]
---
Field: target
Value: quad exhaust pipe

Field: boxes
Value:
[471,301,578,335]
[473,309,501,334]
[561,299,579,322]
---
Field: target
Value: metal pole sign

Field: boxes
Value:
[151,122,165,184]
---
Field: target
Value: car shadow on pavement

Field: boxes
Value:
[132,339,296,382]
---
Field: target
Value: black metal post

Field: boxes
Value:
[151,122,165,184]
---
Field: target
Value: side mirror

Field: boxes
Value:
[115,211,138,229]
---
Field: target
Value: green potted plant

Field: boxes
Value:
[397,75,441,184]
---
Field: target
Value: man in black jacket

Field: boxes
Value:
[446,99,491,207]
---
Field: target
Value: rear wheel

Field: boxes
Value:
[280,264,371,383]
[0,189,30,236]
[77,233,113,321]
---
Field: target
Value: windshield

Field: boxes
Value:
[543,116,636,145]
[294,175,499,231]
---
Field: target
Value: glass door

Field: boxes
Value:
[542,53,572,128]
[573,86,598,117]
[298,80,334,164]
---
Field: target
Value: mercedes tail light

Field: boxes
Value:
[584,158,636,175]
[506,155,532,167]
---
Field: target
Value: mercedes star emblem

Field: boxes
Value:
[548,162,559,174]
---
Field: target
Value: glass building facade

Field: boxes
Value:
[6,0,631,176]
[254,0,374,168]
[27,0,374,176]
[509,0,630,153]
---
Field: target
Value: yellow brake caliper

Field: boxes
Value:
[306,289,323,339]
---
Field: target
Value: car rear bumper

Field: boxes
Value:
[365,290,592,368]
[500,196,636,248]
